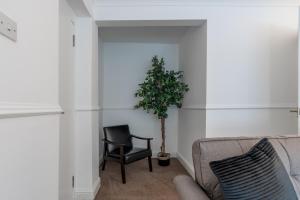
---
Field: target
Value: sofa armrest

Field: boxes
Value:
[174,175,210,200]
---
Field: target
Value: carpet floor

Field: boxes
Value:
[95,158,189,200]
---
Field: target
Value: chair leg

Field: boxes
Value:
[102,160,106,171]
[102,144,107,171]
[148,156,153,172]
[121,162,126,184]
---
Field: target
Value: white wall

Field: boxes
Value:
[98,32,104,163]
[204,7,298,137]
[0,0,60,200]
[0,1,100,200]
[94,5,298,108]
[74,17,100,200]
[59,1,76,200]
[206,109,298,137]
[178,24,207,176]
[94,4,299,174]
[101,41,179,155]
[0,116,60,200]
[59,0,101,199]
[94,5,298,113]
[91,18,100,194]
[0,2,59,103]
[179,25,207,109]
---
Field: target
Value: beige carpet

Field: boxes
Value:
[95,158,189,200]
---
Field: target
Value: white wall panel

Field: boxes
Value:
[0,0,60,199]
[0,116,59,200]
[59,1,76,200]
[0,0,59,104]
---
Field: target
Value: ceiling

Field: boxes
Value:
[95,0,300,6]
[100,27,192,43]
[99,23,207,43]
[97,20,205,27]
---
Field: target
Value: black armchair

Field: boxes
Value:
[102,125,153,184]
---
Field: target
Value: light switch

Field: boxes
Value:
[0,11,17,42]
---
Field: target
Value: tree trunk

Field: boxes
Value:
[160,118,166,155]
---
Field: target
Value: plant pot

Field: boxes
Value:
[157,152,170,166]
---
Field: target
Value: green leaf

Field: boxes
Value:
[135,56,189,119]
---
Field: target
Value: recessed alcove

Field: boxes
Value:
[98,20,207,160]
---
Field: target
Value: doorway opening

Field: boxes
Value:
[98,20,207,172]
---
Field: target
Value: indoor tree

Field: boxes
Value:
[135,56,189,166]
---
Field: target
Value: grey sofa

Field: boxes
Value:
[174,136,300,200]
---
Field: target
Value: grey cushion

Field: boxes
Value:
[209,138,297,200]
[192,136,300,200]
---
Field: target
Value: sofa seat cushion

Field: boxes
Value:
[209,138,297,200]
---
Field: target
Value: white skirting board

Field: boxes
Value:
[74,177,101,200]
[176,152,195,179]
[153,152,195,179]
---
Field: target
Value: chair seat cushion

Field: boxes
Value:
[209,138,298,200]
[109,147,152,164]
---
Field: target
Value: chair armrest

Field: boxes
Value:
[102,139,127,147]
[174,175,210,200]
[130,135,153,150]
[130,135,153,141]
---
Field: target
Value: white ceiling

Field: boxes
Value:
[99,26,197,43]
[95,0,300,6]
[97,20,205,27]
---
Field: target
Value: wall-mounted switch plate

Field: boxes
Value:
[0,11,17,42]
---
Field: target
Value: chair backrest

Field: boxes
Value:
[103,125,133,151]
[192,136,300,200]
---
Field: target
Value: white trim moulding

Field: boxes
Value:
[206,104,297,110]
[76,106,102,112]
[102,107,135,110]
[176,152,195,178]
[0,102,63,118]
[181,105,206,110]
[102,106,180,110]
[102,104,297,111]
[93,177,101,198]
[181,104,297,110]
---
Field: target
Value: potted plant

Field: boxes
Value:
[135,56,189,166]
